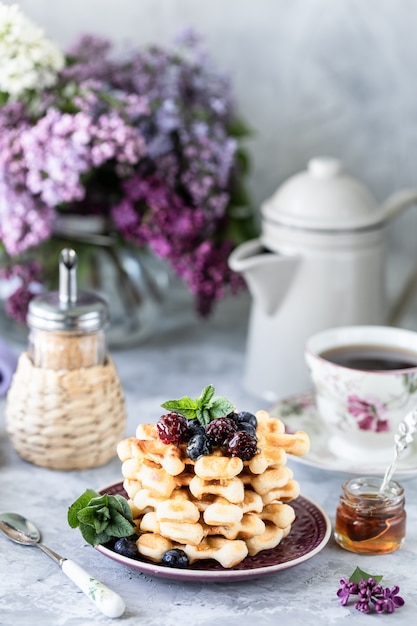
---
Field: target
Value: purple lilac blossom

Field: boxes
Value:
[111,174,244,315]
[0,30,250,322]
[61,34,114,82]
[0,261,42,323]
[337,577,405,615]
[336,578,359,606]
[372,586,405,614]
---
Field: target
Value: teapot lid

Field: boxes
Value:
[261,157,382,231]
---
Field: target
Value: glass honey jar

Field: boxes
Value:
[334,475,406,555]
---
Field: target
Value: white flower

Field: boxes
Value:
[0,3,64,98]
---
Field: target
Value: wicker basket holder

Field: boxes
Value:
[5,352,126,470]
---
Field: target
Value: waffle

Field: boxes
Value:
[117,409,310,567]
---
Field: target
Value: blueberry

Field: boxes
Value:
[235,411,257,429]
[161,548,189,568]
[186,433,212,460]
[114,535,139,559]
[237,421,257,437]
[187,420,205,438]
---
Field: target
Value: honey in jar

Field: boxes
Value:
[334,475,406,555]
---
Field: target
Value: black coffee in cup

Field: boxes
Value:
[319,344,417,371]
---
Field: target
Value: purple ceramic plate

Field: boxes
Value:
[96,482,331,582]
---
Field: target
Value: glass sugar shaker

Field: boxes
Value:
[27,248,109,370]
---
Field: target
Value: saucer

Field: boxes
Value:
[270,391,417,477]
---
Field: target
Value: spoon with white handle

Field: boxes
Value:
[0,512,125,619]
[379,408,417,493]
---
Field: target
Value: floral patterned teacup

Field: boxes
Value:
[305,325,417,463]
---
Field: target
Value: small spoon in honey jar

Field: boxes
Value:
[346,410,416,544]
[379,408,417,494]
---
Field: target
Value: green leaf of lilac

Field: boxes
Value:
[349,566,383,584]
[161,397,198,419]
[208,396,235,419]
[67,489,99,528]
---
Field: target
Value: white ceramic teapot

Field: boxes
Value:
[229,157,417,401]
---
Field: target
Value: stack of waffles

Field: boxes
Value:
[117,410,310,568]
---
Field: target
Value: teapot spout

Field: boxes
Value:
[381,188,417,223]
[228,239,301,315]
[381,188,417,325]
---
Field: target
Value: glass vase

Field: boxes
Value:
[0,216,169,348]
[79,243,169,347]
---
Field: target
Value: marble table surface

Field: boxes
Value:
[1,291,417,626]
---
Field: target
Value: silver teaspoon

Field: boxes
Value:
[379,408,417,493]
[0,512,125,619]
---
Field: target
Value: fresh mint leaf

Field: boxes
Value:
[68,491,134,546]
[78,523,100,546]
[197,407,211,427]
[67,489,99,528]
[197,385,215,408]
[161,385,235,426]
[208,396,235,419]
[77,506,109,533]
[161,397,198,419]
[105,512,135,538]
[114,494,134,519]
[349,566,383,584]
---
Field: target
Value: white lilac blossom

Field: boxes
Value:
[0,17,254,321]
[0,3,64,99]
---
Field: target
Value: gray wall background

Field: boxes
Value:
[5,0,417,309]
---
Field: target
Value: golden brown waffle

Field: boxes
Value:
[117,409,310,567]
[184,537,249,568]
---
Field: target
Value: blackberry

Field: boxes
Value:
[113,536,139,559]
[226,431,258,460]
[161,548,189,568]
[157,413,189,446]
[235,411,258,429]
[186,433,212,460]
[206,417,237,446]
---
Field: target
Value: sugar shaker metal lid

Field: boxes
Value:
[27,248,109,332]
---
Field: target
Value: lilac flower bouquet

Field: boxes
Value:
[0,3,255,326]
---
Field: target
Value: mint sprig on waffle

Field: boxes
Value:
[161,384,235,427]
